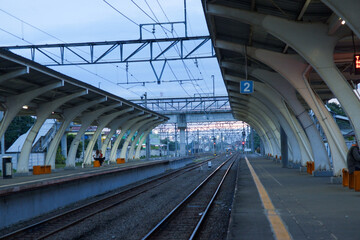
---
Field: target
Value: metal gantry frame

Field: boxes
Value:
[153,121,248,154]
[131,96,230,114]
[1,36,214,66]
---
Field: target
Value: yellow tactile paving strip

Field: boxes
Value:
[245,156,292,240]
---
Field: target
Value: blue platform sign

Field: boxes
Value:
[240,80,254,94]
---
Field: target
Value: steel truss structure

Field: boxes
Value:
[1,36,214,66]
[131,96,231,114]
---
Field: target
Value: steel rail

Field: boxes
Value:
[0,155,219,240]
[189,158,235,239]
[141,153,238,240]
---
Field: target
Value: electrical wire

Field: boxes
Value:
[104,0,208,97]
[0,6,155,96]
[144,0,206,96]
[154,0,212,96]
[103,0,141,28]
[126,0,194,96]
[0,26,142,97]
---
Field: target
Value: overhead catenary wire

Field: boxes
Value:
[102,0,186,96]
[155,0,212,95]
[143,0,207,96]
[127,0,197,97]
[0,26,142,97]
[0,6,155,96]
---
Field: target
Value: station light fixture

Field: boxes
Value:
[22,105,29,109]
[339,17,346,25]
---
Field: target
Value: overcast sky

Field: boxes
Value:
[0,0,226,100]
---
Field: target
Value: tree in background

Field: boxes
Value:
[326,102,346,116]
[5,116,35,150]
[326,101,352,130]
[66,134,83,158]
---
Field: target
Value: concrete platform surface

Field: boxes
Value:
[0,159,167,196]
[0,156,199,229]
[228,155,360,240]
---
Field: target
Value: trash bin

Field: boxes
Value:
[2,156,12,179]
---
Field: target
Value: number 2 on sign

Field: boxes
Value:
[244,82,250,92]
[240,80,253,94]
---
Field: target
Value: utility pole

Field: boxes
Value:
[212,75,215,96]
[184,0,187,37]
[166,130,169,156]
[197,129,200,153]
[186,128,189,155]
[251,127,254,152]
[175,123,178,157]
[144,92,150,160]
[0,111,4,155]
[221,132,223,153]
[212,129,216,155]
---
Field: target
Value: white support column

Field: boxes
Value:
[109,114,149,161]
[321,0,360,38]
[230,94,281,148]
[83,107,133,165]
[119,116,157,160]
[134,121,164,159]
[179,127,186,155]
[232,87,305,164]
[230,97,281,157]
[235,113,274,156]
[17,90,87,173]
[0,67,29,83]
[209,4,360,148]
[45,98,106,168]
[223,63,329,169]
[128,120,161,160]
[234,104,289,159]
[254,82,312,165]
[250,68,329,168]
[67,103,121,167]
[100,109,135,160]
[0,81,63,141]
[61,134,67,158]
[217,41,347,175]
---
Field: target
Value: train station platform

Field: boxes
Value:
[228,154,359,240]
[0,159,166,196]
[0,156,199,229]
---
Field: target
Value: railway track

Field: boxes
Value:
[0,155,222,240]
[142,153,238,240]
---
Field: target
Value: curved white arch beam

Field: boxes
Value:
[119,116,158,160]
[45,98,106,168]
[128,119,162,160]
[231,101,280,157]
[217,41,347,175]
[253,82,312,165]
[321,0,360,38]
[238,116,271,155]
[99,109,137,159]
[233,110,276,156]
[230,97,281,156]
[83,107,134,165]
[0,81,63,141]
[109,114,150,161]
[66,103,121,167]
[134,120,165,159]
[231,93,300,162]
[222,63,329,169]
[17,90,87,173]
[227,73,311,165]
[208,4,360,152]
